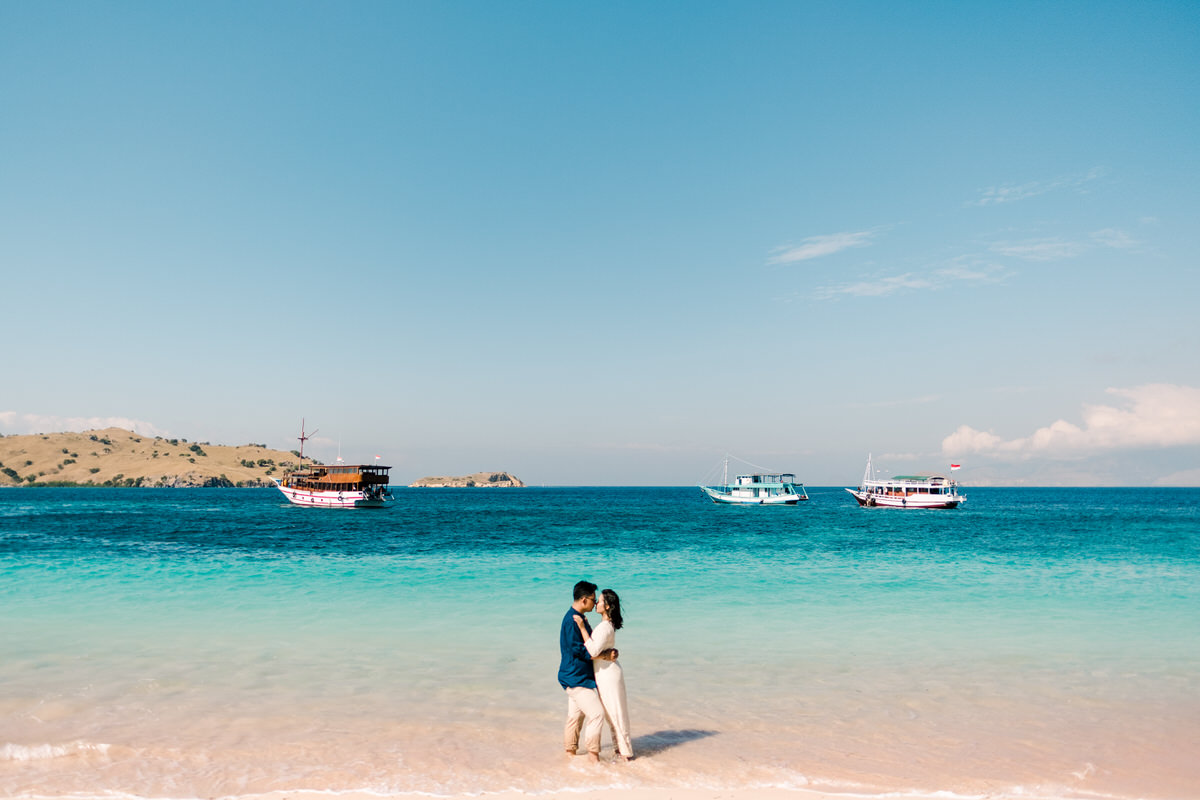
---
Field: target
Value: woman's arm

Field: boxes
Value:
[576,617,617,660]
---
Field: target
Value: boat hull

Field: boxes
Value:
[845,488,963,509]
[700,486,804,505]
[273,479,393,508]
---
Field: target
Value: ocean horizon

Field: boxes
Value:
[3,486,1198,800]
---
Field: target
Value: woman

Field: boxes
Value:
[573,588,633,760]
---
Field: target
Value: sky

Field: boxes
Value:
[2,1,1199,486]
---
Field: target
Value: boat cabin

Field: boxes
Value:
[734,473,797,486]
[868,474,957,497]
[283,464,391,492]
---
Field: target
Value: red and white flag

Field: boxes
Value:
[950,464,961,471]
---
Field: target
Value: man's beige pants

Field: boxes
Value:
[563,685,606,755]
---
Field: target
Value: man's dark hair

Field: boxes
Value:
[573,580,598,601]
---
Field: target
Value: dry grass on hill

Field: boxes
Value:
[0,427,302,487]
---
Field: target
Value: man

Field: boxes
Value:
[558,580,609,762]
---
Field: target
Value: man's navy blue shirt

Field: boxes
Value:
[558,607,596,689]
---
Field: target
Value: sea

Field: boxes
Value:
[2,486,1198,800]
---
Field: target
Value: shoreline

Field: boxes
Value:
[244,792,994,800]
[14,790,1120,800]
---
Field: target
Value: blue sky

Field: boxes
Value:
[3,1,1198,486]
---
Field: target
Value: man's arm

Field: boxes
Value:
[566,614,593,661]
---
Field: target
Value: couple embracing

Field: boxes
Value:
[557,580,633,763]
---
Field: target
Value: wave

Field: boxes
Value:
[0,741,111,761]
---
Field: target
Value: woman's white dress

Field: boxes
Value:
[585,619,633,757]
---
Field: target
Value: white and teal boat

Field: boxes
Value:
[845,453,965,509]
[700,457,809,505]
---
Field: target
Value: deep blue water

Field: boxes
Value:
[5,486,1198,559]
[5,485,1198,671]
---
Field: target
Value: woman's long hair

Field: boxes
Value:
[601,588,623,630]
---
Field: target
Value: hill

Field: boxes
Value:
[0,428,302,487]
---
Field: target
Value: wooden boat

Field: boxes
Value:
[272,421,394,508]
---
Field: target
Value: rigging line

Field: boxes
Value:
[724,452,782,474]
[698,457,727,485]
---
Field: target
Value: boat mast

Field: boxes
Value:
[298,419,318,465]
[722,455,728,487]
[863,453,873,487]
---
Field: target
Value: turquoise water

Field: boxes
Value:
[2,487,1198,799]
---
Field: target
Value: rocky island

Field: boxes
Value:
[409,471,525,488]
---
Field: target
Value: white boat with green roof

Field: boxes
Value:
[846,453,964,509]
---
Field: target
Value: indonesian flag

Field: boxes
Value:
[950,464,961,471]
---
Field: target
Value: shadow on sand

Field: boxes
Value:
[633,729,718,756]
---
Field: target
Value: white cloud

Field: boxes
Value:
[814,258,1010,299]
[942,384,1200,459]
[817,272,932,298]
[943,426,1006,454]
[592,441,685,453]
[850,395,942,409]
[877,452,924,462]
[973,179,1051,206]
[990,237,1087,261]
[768,229,878,264]
[0,411,168,438]
[1091,228,1138,249]
[986,225,1137,264]
[971,167,1106,207]
[934,262,1007,282]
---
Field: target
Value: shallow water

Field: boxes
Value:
[2,487,1198,799]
